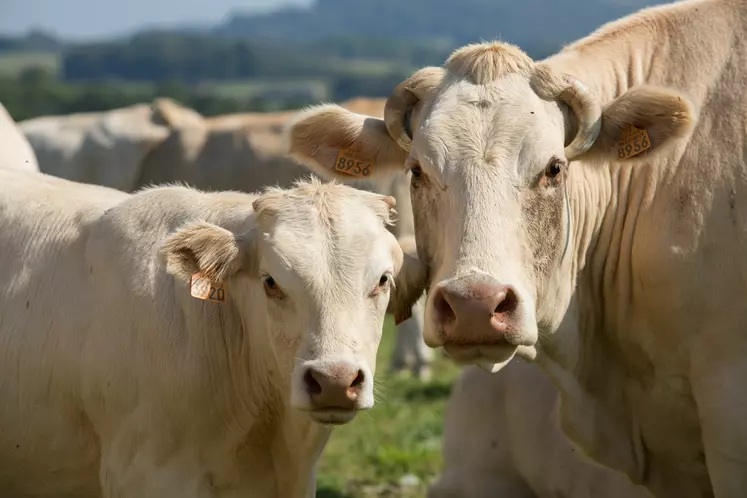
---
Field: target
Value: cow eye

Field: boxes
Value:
[262,274,284,299]
[406,156,423,180]
[378,274,390,286]
[545,159,564,179]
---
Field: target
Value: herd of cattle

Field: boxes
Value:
[0,0,745,496]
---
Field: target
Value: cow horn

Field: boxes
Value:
[533,66,601,160]
[557,76,602,159]
[384,67,445,151]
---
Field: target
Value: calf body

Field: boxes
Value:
[0,169,404,497]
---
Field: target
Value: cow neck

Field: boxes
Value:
[534,162,648,481]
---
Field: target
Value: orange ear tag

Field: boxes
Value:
[190,272,227,303]
[616,125,652,159]
[334,149,374,177]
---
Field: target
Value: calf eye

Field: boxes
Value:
[371,273,392,297]
[410,165,423,179]
[262,275,285,299]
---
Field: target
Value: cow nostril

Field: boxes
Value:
[350,370,365,388]
[304,369,322,396]
[434,289,456,325]
[494,287,519,315]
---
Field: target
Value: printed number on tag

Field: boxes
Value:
[190,273,226,303]
[334,149,373,177]
[617,125,651,159]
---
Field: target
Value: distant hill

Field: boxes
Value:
[215,0,671,57]
[0,30,63,53]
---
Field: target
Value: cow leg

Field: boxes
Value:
[390,297,432,380]
[407,298,433,381]
[691,355,747,498]
[389,323,410,376]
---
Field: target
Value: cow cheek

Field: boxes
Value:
[521,186,565,304]
[266,302,304,353]
[410,187,442,274]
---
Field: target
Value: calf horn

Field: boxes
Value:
[384,67,445,151]
[533,65,602,160]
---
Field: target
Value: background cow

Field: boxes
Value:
[428,360,652,498]
[284,0,747,496]
[0,169,412,497]
[0,101,38,172]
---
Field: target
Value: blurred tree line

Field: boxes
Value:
[0,0,660,121]
[0,32,454,121]
[0,67,319,121]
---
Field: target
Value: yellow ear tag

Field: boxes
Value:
[190,272,227,303]
[616,125,652,159]
[334,149,374,177]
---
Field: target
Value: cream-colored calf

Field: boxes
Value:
[0,169,411,498]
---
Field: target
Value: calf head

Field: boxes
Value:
[161,179,407,425]
[284,42,696,372]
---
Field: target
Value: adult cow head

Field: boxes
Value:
[161,180,409,425]
[284,42,695,372]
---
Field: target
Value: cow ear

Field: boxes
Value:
[578,86,696,164]
[283,105,409,183]
[150,97,205,129]
[389,236,428,325]
[161,221,256,283]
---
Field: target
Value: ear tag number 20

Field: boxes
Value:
[190,272,226,303]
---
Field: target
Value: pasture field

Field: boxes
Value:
[0,51,60,77]
[317,316,462,498]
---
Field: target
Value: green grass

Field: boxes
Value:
[0,51,60,77]
[316,316,462,497]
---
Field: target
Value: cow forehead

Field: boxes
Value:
[262,200,393,283]
[415,74,566,178]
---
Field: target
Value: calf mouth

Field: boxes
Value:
[309,408,358,426]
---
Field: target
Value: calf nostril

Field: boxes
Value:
[304,369,322,396]
[434,289,456,325]
[350,370,365,388]
[494,287,519,315]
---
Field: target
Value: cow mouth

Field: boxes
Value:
[308,408,358,426]
[444,343,520,372]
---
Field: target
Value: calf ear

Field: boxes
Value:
[389,238,428,325]
[161,221,256,283]
[283,105,408,183]
[579,86,696,164]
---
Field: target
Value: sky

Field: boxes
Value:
[0,0,311,40]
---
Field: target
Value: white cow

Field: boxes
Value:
[0,101,39,172]
[0,169,411,498]
[428,361,653,498]
[285,0,747,495]
[19,98,200,191]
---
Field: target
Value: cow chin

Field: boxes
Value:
[308,409,358,426]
